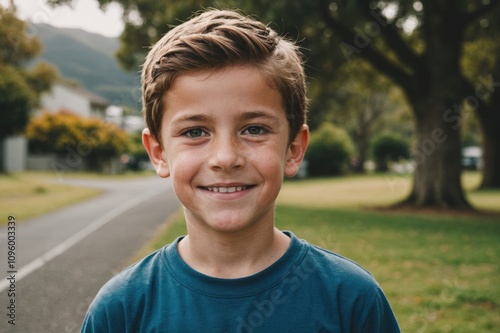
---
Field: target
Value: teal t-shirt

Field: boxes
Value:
[81,231,400,332]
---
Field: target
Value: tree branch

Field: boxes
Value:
[461,74,489,123]
[358,0,421,73]
[462,0,500,26]
[318,0,414,95]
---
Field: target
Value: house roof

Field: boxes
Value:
[57,81,110,108]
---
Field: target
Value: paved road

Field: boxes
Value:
[0,176,179,332]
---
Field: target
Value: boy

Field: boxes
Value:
[81,9,400,333]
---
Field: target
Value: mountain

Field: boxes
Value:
[31,23,141,111]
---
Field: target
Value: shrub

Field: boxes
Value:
[26,111,130,169]
[306,123,354,176]
[371,132,410,172]
[123,131,151,170]
[26,111,86,154]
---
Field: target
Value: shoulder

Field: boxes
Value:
[300,239,377,288]
[296,239,401,332]
[295,239,384,312]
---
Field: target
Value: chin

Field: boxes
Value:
[208,219,251,233]
[185,207,272,235]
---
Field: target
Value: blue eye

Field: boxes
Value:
[244,126,268,135]
[184,128,207,138]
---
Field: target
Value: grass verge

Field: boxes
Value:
[275,205,500,333]
[0,171,154,224]
[1,172,101,224]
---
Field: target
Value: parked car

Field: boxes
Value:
[462,146,482,170]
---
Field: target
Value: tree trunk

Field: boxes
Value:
[478,105,500,189]
[352,130,368,173]
[480,130,500,189]
[398,4,472,210]
[401,101,472,209]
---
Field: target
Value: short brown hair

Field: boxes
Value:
[141,9,308,144]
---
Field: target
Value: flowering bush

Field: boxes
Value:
[26,111,129,159]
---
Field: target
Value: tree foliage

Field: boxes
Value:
[324,59,411,173]
[0,4,58,141]
[0,64,37,139]
[0,6,41,65]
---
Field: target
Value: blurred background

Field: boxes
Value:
[2,0,499,209]
[0,1,499,332]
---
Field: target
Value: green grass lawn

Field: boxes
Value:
[279,171,500,212]
[135,171,499,333]
[275,206,499,333]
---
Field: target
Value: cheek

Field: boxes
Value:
[168,152,200,183]
[251,145,288,176]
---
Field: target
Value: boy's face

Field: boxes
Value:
[143,66,308,234]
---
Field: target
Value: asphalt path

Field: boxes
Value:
[0,175,179,332]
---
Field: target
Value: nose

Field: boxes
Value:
[208,135,245,172]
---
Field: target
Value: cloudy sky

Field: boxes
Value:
[1,0,124,37]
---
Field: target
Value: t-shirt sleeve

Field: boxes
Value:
[358,286,401,333]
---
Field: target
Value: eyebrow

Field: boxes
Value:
[171,110,281,127]
[239,110,281,123]
[170,113,214,127]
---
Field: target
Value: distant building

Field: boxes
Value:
[39,81,110,118]
[105,105,145,133]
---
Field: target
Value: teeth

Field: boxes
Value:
[206,186,247,193]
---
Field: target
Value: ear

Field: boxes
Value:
[142,128,170,178]
[284,124,309,177]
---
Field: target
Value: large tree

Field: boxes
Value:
[312,0,500,209]
[52,0,499,208]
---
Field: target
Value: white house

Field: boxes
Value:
[38,82,110,118]
[105,105,145,133]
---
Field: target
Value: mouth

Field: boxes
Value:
[201,185,255,193]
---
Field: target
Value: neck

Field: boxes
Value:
[178,221,290,279]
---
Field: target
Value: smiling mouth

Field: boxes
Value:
[202,185,254,193]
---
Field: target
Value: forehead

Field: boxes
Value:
[162,66,285,122]
[170,64,277,91]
